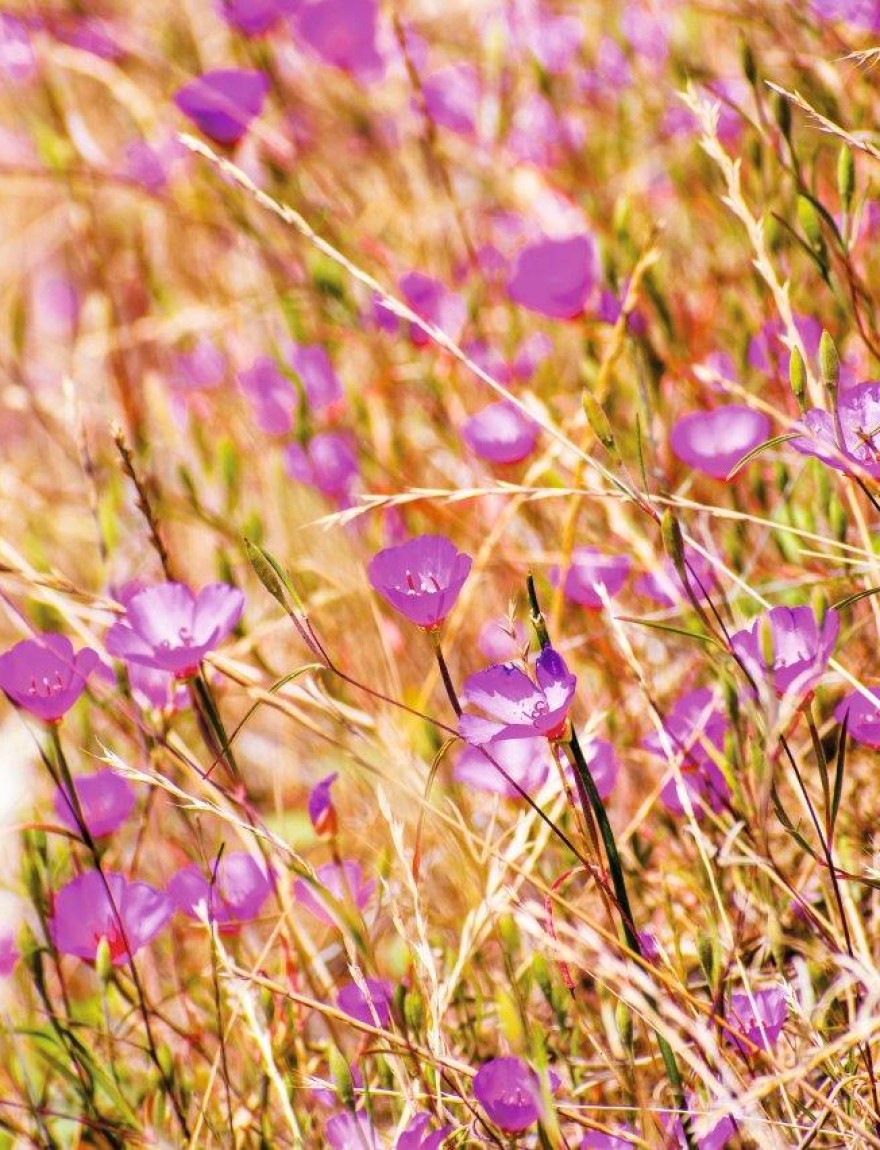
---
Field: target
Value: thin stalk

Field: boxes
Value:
[430,631,461,717]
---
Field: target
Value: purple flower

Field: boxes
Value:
[105,582,245,678]
[642,689,730,816]
[128,662,189,714]
[459,647,577,745]
[51,871,172,966]
[790,381,880,478]
[294,861,375,926]
[811,0,880,30]
[454,737,552,797]
[0,634,101,723]
[0,16,37,85]
[580,1129,637,1150]
[326,1111,379,1149]
[238,357,296,436]
[0,933,18,977]
[748,314,822,379]
[507,235,597,320]
[169,852,272,929]
[554,548,630,609]
[284,433,359,503]
[670,406,771,480]
[667,1108,736,1150]
[337,977,393,1026]
[512,332,553,379]
[422,64,480,137]
[577,737,619,801]
[727,986,788,1054]
[368,535,472,630]
[54,770,136,839]
[473,1056,547,1134]
[174,69,270,145]
[399,272,467,345]
[730,605,839,699]
[397,1113,454,1150]
[478,618,528,661]
[835,689,880,746]
[308,772,338,835]
[285,343,344,410]
[461,401,539,464]
[220,0,283,36]
[634,550,716,608]
[176,336,226,391]
[293,0,384,83]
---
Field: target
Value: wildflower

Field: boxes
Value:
[580,1129,637,1150]
[422,64,481,137]
[0,15,36,85]
[54,770,136,839]
[790,381,880,478]
[730,605,839,699]
[397,1112,454,1150]
[238,356,296,436]
[727,986,788,1054]
[399,272,467,345]
[506,235,596,320]
[459,647,576,745]
[219,0,282,36]
[0,633,101,723]
[326,1111,379,1149]
[478,618,528,661]
[0,933,17,977]
[666,1105,736,1150]
[308,773,339,836]
[169,852,272,929]
[670,406,771,479]
[105,582,244,678]
[294,861,375,926]
[175,336,226,391]
[634,549,716,608]
[473,1056,547,1134]
[337,977,393,1026]
[174,69,270,145]
[454,737,552,797]
[835,689,880,746]
[811,0,880,31]
[642,689,730,816]
[748,314,821,380]
[284,432,359,504]
[128,662,189,714]
[285,343,344,410]
[553,548,630,609]
[51,871,172,965]
[461,401,539,464]
[367,535,472,630]
[293,0,384,83]
[576,737,619,801]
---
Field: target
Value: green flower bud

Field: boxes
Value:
[615,1001,634,1053]
[95,936,113,983]
[582,391,615,451]
[797,195,822,250]
[819,330,839,393]
[697,935,716,986]
[837,146,855,214]
[789,347,806,409]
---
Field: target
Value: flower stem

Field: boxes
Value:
[430,631,461,717]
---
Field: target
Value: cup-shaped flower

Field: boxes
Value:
[461,401,539,464]
[0,633,101,723]
[397,1113,454,1150]
[478,618,528,661]
[634,550,716,607]
[169,852,272,929]
[220,0,282,36]
[326,1112,379,1150]
[727,986,788,1054]
[791,382,880,478]
[554,548,630,609]
[284,432,359,504]
[294,861,375,927]
[399,271,467,345]
[730,605,839,699]
[128,662,189,714]
[238,356,296,436]
[667,1109,736,1150]
[174,69,269,145]
[670,406,771,479]
[285,343,344,411]
[577,737,619,800]
[835,689,880,747]
[368,535,472,630]
[459,648,576,745]
[337,977,392,1026]
[506,235,596,319]
[454,737,552,797]
[105,582,244,678]
[308,773,339,835]
[54,770,136,839]
[51,871,172,966]
[473,1056,547,1134]
[293,0,384,83]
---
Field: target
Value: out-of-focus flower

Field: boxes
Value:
[284,432,359,504]
[176,336,226,391]
[576,736,619,801]
[220,0,284,36]
[835,689,880,746]
[337,977,393,1026]
[459,647,576,745]
[748,315,822,380]
[580,1128,637,1150]
[422,64,480,137]
[174,69,270,145]
[308,773,338,835]
[730,605,839,699]
[506,93,584,170]
[666,1106,736,1150]
[461,401,539,464]
[473,1056,547,1134]
[326,1110,379,1149]
[727,985,788,1053]
[811,0,880,31]
[54,770,136,839]
[512,332,553,379]
[294,861,375,926]
[399,272,467,345]
[507,235,597,319]
[634,550,717,608]
[553,548,630,609]
[293,0,384,83]
[128,663,189,714]
[238,357,297,435]
[670,406,771,480]
[368,535,472,630]
[51,872,172,965]
[791,381,880,478]
[169,852,272,928]
[642,689,730,816]
[0,15,37,84]
[453,737,552,796]
[397,1112,454,1150]
[0,634,101,723]
[0,933,17,977]
[105,582,244,678]
[478,619,528,661]
[285,343,344,410]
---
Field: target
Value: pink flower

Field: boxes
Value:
[634,550,716,608]
[284,343,344,410]
[473,1056,547,1134]
[174,69,270,145]
[284,432,359,504]
[580,1129,637,1150]
[175,336,226,391]
[169,852,272,928]
[51,871,172,966]
[399,272,467,345]
[670,406,771,480]
[727,986,788,1054]
[478,619,528,661]
[238,357,296,436]
[368,535,472,630]
[0,933,17,977]
[128,662,189,714]
[293,0,384,83]
[54,770,136,839]
[459,647,577,745]
[748,314,822,379]
[507,235,597,320]
[461,401,539,464]
[337,977,393,1026]
[0,633,101,723]
[730,605,839,699]
[642,689,730,817]
[397,1113,454,1150]
[308,773,338,835]
[326,1111,379,1149]
[294,861,375,927]
[422,64,480,137]
[454,737,552,797]
[220,0,283,36]
[553,548,630,609]
[835,689,880,746]
[576,737,619,800]
[791,381,880,479]
[105,582,244,678]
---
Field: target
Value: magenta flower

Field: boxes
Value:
[577,737,619,801]
[326,1111,379,1150]
[727,986,788,1054]
[174,69,270,145]
[51,871,172,966]
[459,648,577,745]
[238,357,296,436]
[473,1056,547,1134]
[507,235,596,320]
[284,432,359,504]
[399,272,467,345]
[670,406,771,480]
[554,548,630,609]
[791,382,880,478]
[835,689,880,746]
[642,689,730,816]
[105,582,244,678]
[422,64,480,137]
[285,343,344,410]
[0,633,101,723]
[128,662,189,714]
[397,1113,454,1150]
[580,1129,637,1150]
[294,861,375,927]
[478,618,528,662]
[634,550,716,608]
[462,401,538,464]
[308,772,338,835]
[337,977,393,1026]
[0,933,17,978]
[169,852,272,929]
[176,336,226,391]
[748,314,821,379]
[454,737,552,797]
[293,0,384,83]
[811,0,880,31]
[220,0,283,36]
[54,770,136,839]
[368,535,472,630]
[0,15,36,85]
[667,1108,736,1150]
[730,606,839,699]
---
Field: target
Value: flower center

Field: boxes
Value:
[93,923,127,961]
[28,672,65,697]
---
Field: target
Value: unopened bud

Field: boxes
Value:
[797,195,822,250]
[404,990,425,1033]
[837,146,855,214]
[615,1000,634,1053]
[660,510,686,575]
[773,90,792,142]
[740,35,758,87]
[95,936,113,983]
[789,348,806,408]
[582,391,615,451]
[498,913,520,954]
[244,538,286,608]
[697,935,716,986]
[819,330,839,393]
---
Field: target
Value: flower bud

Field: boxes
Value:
[329,1045,355,1110]
[819,330,839,393]
[404,990,425,1033]
[660,510,686,576]
[797,195,822,250]
[95,936,113,983]
[495,986,526,1050]
[498,913,520,954]
[772,90,792,142]
[837,145,855,215]
[697,934,716,986]
[582,390,615,451]
[789,347,806,409]
[615,1000,634,1053]
[739,35,758,87]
